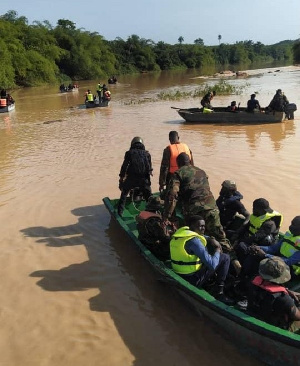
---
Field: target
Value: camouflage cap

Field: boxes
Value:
[259,257,291,284]
[221,180,237,190]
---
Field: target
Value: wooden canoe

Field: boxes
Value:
[85,100,109,108]
[103,196,300,366]
[176,107,293,124]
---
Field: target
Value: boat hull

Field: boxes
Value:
[85,100,109,108]
[0,103,15,113]
[177,107,287,124]
[103,196,300,366]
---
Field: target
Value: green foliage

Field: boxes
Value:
[0,10,297,88]
[293,41,300,63]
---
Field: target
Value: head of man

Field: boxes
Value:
[251,93,256,99]
[253,198,273,217]
[176,152,190,168]
[131,136,144,148]
[289,216,300,236]
[259,256,291,284]
[220,180,237,196]
[186,215,206,235]
[169,130,180,144]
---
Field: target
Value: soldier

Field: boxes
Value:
[163,152,228,247]
[117,137,153,216]
[216,180,250,241]
[200,90,216,109]
[159,131,194,193]
[267,89,289,112]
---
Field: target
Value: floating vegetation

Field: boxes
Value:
[123,80,249,105]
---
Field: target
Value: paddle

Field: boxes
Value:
[171,106,181,109]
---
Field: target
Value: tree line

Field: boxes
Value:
[0,10,299,88]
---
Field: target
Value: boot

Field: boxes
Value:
[211,284,235,306]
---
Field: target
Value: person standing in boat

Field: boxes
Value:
[96,82,103,101]
[245,257,300,332]
[267,89,289,112]
[246,93,261,112]
[170,215,234,305]
[216,180,250,242]
[117,137,153,217]
[200,90,216,109]
[159,131,194,194]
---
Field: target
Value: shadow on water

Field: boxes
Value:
[21,204,262,366]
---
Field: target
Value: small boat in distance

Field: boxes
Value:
[85,99,109,108]
[174,104,297,124]
[108,76,117,84]
[59,83,79,93]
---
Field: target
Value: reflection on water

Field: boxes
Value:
[0,65,299,366]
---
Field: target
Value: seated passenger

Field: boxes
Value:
[234,198,283,265]
[169,215,234,305]
[227,101,238,112]
[247,94,261,112]
[246,257,300,332]
[136,196,176,260]
[242,215,300,280]
[216,180,250,241]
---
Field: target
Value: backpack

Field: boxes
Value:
[130,149,150,176]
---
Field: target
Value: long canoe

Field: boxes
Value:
[103,196,300,366]
[0,103,15,113]
[175,106,296,124]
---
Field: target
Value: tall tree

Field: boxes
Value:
[194,38,204,46]
[178,36,184,45]
[218,34,222,45]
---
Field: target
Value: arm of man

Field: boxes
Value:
[189,150,194,166]
[259,239,282,255]
[159,147,170,189]
[163,175,180,219]
[273,294,300,321]
[185,237,220,271]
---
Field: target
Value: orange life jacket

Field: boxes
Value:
[169,143,191,173]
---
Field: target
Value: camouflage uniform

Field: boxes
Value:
[164,165,231,251]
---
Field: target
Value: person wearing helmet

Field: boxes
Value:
[117,137,153,216]
[216,180,250,241]
[159,131,194,193]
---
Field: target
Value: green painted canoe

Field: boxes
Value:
[103,196,300,366]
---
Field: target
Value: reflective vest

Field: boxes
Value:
[87,93,94,102]
[97,84,103,91]
[248,211,283,235]
[280,231,300,275]
[170,226,206,274]
[169,143,191,173]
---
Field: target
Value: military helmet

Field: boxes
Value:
[131,136,144,147]
[222,180,237,190]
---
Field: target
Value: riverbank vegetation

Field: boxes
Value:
[0,10,298,88]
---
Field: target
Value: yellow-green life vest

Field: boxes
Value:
[87,93,94,102]
[280,231,300,275]
[249,211,283,235]
[170,226,207,275]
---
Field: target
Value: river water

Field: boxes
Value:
[0,65,300,366]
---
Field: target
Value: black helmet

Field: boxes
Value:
[131,136,144,147]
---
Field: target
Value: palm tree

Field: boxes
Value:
[218,34,222,45]
[178,36,184,45]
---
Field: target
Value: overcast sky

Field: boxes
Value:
[2,0,300,46]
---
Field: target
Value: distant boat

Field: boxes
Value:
[59,85,79,93]
[108,77,117,84]
[85,99,109,108]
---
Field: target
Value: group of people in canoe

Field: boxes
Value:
[200,89,296,119]
[84,83,111,104]
[0,88,15,107]
[117,131,300,332]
